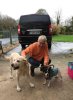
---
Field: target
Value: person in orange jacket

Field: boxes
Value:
[21,35,51,76]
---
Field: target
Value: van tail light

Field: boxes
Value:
[18,24,21,35]
[48,25,52,34]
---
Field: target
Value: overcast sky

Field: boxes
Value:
[0,0,73,22]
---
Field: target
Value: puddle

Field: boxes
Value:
[51,42,73,54]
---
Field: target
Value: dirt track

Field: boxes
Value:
[0,53,73,100]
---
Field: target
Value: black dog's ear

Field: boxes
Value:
[48,67,51,72]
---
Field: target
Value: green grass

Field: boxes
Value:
[52,35,73,42]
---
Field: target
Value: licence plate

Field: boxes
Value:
[29,31,40,35]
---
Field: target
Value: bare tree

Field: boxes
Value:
[2,15,17,30]
[65,16,73,32]
[55,10,62,25]
[0,13,17,30]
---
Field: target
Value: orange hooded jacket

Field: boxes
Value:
[21,42,49,65]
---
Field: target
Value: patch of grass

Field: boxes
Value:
[52,35,73,42]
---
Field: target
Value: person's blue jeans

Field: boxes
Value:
[27,57,51,68]
[27,57,40,68]
[27,57,51,76]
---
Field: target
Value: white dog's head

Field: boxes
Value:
[11,56,27,70]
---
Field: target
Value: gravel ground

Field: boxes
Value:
[0,53,73,100]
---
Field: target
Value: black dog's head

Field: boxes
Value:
[40,66,52,79]
[43,65,54,79]
[44,67,52,79]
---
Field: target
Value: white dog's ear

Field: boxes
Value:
[23,58,27,61]
[22,57,28,64]
[20,56,27,61]
[23,58,27,62]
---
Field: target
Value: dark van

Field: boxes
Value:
[17,14,52,50]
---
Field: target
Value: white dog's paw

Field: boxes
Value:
[29,83,35,88]
[17,87,22,92]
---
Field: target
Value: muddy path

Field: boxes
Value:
[0,54,73,100]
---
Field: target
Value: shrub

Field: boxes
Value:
[51,24,61,35]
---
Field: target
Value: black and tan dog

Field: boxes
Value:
[42,64,62,87]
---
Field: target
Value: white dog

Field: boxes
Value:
[5,52,34,92]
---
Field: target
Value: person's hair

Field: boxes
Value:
[38,35,47,42]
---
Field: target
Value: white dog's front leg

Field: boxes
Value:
[16,71,21,92]
[10,66,13,79]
